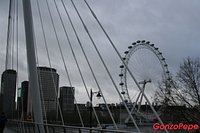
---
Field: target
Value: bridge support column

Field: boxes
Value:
[22,0,45,132]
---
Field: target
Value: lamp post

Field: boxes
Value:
[89,88,101,131]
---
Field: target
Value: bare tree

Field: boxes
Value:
[154,78,175,106]
[176,57,200,106]
[155,57,200,124]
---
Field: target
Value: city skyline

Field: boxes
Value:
[0,0,199,104]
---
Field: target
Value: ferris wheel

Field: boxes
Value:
[119,40,171,104]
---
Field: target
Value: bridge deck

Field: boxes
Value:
[4,127,17,133]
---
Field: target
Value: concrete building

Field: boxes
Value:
[0,69,17,118]
[0,94,3,112]
[59,86,75,113]
[21,81,29,115]
[37,67,59,117]
[17,97,22,117]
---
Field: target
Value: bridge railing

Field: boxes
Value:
[7,120,135,133]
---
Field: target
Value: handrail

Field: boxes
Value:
[8,119,138,133]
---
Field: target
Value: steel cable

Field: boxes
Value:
[35,0,65,126]
[83,1,168,133]
[70,0,119,130]
[53,0,101,128]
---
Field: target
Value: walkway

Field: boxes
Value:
[4,127,16,133]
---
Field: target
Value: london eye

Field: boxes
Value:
[119,40,171,124]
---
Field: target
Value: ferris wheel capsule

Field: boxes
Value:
[137,40,141,43]
[141,40,145,43]
[132,42,136,45]
[119,74,123,77]
[124,51,129,54]
[150,44,154,47]
[121,91,125,95]
[120,65,124,68]
[128,46,132,49]
[119,82,124,86]
[155,47,159,50]
[146,41,150,44]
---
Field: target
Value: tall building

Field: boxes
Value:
[0,69,17,118]
[16,88,22,118]
[59,86,75,113]
[0,93,3,113]
[21,81,29,115]
[17,97,22,118]
[37,67,59,116]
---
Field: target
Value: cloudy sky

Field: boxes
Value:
[0,0,200,104]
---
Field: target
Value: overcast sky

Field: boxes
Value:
[0,0,200,104]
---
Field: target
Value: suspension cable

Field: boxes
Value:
[16,0,19,98]
[33,9,50,133]
[35,0,65,126]
[34,25,49,133]
[15,0,18,120]
[44,0,85,126]
[70,1,154,132]
[11,0,15,69]
[62,0,119,128]
[34,0,52,125]
[5,0,12,70]
[70,0,119,129]
[83,1,169,133]
[15,0,25,132]
[16,0,19,100]
[53,0,101,127]
[61,0,121,129]
[37,0,85,126]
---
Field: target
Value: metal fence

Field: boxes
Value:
[7,120,136,133]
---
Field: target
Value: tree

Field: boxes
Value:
[155,57,200,124]
[176,57,200,106]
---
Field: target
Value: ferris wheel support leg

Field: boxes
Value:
[137,81,148,112]
[124,91,142,123]
[137,91,144,113]
[125,80,149,123]
[136,91,142,105]
[125,90,143,123]
[128,71,169,133]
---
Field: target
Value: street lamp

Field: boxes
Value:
[89,88,101,130]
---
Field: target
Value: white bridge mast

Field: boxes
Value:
[22,0,44,132]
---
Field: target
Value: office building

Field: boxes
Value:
[21,81,29,115]
[0,69,17,118]
[59,86,75,113]
[37,67,59,115]
[0,94,3,112]
[17,97,22,117]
